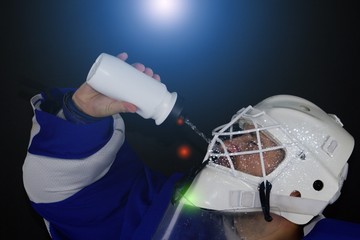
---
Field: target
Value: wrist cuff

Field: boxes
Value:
[63,91,105,124]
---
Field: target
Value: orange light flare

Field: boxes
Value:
[176,116,185,126]
[177,144,192,159]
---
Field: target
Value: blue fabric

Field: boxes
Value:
[303,218,360,240]
[28,88,184,239]
[29,88,114,159]
[29,109,114,159]
[31,141,182,240]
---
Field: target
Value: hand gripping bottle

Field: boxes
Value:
[86,53,183,125]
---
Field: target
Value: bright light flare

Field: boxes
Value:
[176,116,185,126]
[141,0,187,26]
[152,0,177,15]
[177,144,192,159]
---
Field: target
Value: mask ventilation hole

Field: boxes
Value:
[299,105,311,112]
[298,151,306,160]
[313,180,324,191]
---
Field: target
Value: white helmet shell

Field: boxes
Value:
[183,95,354,225]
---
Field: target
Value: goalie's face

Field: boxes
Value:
[212,123,286,177]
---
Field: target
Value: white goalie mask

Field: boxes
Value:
[179,94,354,225]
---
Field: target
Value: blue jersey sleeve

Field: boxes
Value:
[31,141,182,240]
[24,88,184,239]
[304,218,360,240]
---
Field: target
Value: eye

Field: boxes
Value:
[246,132,258,145]
[246,140,259,151]
[249,140,258,146]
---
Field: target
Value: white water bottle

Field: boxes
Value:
[86,53,183,125]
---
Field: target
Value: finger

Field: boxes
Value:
[131,62,161,81]
[117,52,128,61]
[122,102,137,113]
[153,74,161,81]
[132,62,146,72]
[144,67,154,76]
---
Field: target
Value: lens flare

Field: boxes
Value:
[152,0,177,15]
[140,0,187,26]
[176,116,185,126]
[177,144,192,159]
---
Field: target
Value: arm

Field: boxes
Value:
[23,52,161,203]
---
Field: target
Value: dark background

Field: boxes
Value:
[2,0,359,239]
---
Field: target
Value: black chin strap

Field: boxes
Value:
[259,180,273,222]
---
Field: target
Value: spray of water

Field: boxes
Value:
[182,117,211,144]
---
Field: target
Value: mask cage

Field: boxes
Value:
[204,106,304,184]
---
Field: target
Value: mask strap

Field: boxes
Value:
[259,180,273,222]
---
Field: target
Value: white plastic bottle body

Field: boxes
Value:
[86,53,178,125]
